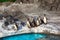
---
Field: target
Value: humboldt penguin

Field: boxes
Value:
[43,14,47,24]
[13,23,18,31]
[37,16,42,26]
[26,17,31,28]
[32,16,38,27]
[26,17,35,28]
[13,18,19,31]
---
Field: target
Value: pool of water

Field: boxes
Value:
[0,33,60,40]
[0,33,46,40]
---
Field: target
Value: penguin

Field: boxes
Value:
[43,14,47,24]
[37,16,42,26]
[26,16,35,28]
[32,16,38,27]
[13,23,18,31]
[26,17,31,28]
[13,18,19,31]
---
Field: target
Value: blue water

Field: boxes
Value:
[0,33,46,40]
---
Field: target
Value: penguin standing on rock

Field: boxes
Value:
[26,17,35,28]
[26,17,31,28]
[13,18,19,31]
[37,16,42,26]
[43,14,47,24]
[5,15,19,31]
[32,16,38,27]
[36,17,40,26]
[13,23,18,31]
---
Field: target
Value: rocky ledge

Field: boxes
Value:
[0,3,60,38]
[0,22,60,38]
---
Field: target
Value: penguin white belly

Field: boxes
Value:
[38,18,41,24]
[27,21,30,27]
[43,17,47,24]
[13,24,18,30]
[36,20,40,26]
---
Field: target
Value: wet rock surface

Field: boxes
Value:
[37,35,60,40]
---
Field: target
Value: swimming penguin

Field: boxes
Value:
[43,14,47,24]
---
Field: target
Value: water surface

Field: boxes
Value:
[0,33,46,40]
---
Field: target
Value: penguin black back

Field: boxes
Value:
[32,16,38,27]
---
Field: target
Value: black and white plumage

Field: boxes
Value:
[26,17,31,28]
[32,16,36,27]
[37,16,42,26]
[43,14,47,24]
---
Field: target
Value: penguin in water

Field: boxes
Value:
[43,14,47,24]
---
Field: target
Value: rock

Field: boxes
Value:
[38,0,60,11]
[15,0,38,3]
[2,2,13,6]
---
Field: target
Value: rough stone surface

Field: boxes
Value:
[0,1,60,37]
[38,0,60,11]
[15,0,38,3]
[15,0,60,11]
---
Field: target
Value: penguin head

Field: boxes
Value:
[38,16,41,21]
[44,14,46,16]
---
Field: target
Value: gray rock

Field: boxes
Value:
[38,0,60,11]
